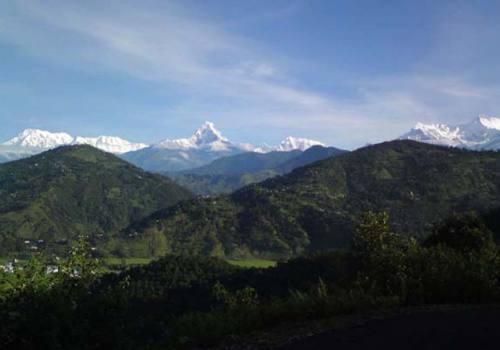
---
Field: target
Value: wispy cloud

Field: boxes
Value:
[1,1,359,139]
[1,0,500,148]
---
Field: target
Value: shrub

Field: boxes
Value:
[423,212,495,253]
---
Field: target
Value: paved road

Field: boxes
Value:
[278,307,500,350]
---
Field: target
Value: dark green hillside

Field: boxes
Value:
[124,141,500,258]
[276,145,347,173]
[186,150,301,176]
[0,145,192,255]
[121,146,243,172]
[169,146,347,195]
[168,172,274,196]
[165,150,301,196]
[4,212,500,349]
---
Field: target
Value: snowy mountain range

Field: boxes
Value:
[152,122,322,153]
[154,122,254,153]
[0,122,325,168]
[277,136,325,152]
[1,129,147,155]
[3,129,75,149]
[121,122,326,172]
[400,116,500,150]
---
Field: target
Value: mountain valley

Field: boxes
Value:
[122,140,500,258]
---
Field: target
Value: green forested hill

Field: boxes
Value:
[124,141,500,258]
[184,150,302,176]
[168,146,347,195]
[164,150,301,196]
[275,145,347,173]
[0,145,192,255]
[166,172,274,196]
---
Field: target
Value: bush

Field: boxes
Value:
[423,213,495,253]
[2,212,500,349]
[170,279,399,347]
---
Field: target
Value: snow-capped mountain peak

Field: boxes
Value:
[278,136,325,152]
[155,121,235,152]
[192,121,228,145]
[2,129,74,149]
[400,115,500,149]
[2,123,332,169]
[153,124,326,153]
[473,115,500,130]
[1,129,148,155]
[253,143,275,153]
[402,123,462,146]
[73,136,148,154]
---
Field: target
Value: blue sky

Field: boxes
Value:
[1,0,500,149]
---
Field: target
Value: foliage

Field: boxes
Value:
[168,146,346,196]
[126,140,500,259]
[212,281,259,310]
[170,280,397,347]
[2,211,500,349]
[352,212,500,305]
[353,211,401,253]
[423,212,495,253]
[0,236,102,349]
[184,150,303,176]
[226,259,277,268]
[167,171,275,196]
[275,145,347,174]
[0,145,192,256]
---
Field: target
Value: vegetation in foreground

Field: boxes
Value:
[1,211,500,349]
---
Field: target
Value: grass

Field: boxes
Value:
[104,257,152,266]
[226,259,277,268]
[170,286,399,347]
[3,256,277,269]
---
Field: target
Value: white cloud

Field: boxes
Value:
[1,0,500,149]
[1,1,326,109]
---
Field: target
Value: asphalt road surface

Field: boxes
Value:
[278,307,500,350]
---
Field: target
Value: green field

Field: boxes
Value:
[107,258,277,269]
[2,256,277,269]
[226,259,277,268]
[104,258,153,266]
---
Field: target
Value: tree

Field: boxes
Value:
[353,211,400,254]
[423,213,494,253]
[353,211,412,297]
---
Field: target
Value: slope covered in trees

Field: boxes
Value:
[169,146,347,195]
[275,145,347,173]
[124,141,500,258]
[0,145,192,255]
[182,150,302,176]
